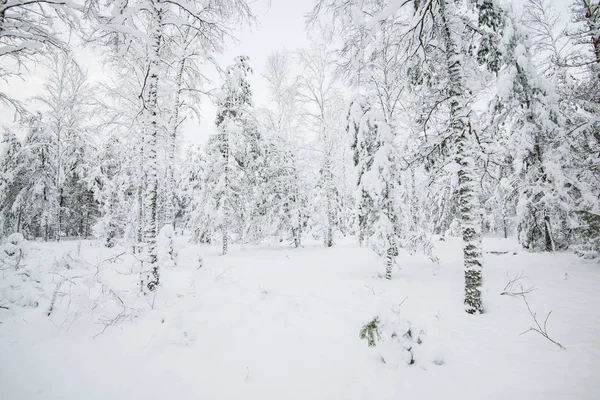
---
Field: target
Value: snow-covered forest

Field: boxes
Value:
[1,0,599,398]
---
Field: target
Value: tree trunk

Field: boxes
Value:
[56,187,63,242]
[16,209,21,233]
[544,215,555,251]
[142,1,162,293]
[440,0,484,314]
[385,181,398,279]
[221,125,230,256]
[55,127,62,242]
[324,155,334,247]
[136,182,144,253]
[136,144,144,254]
[385,245,394,280]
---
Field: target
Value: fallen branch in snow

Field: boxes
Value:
[398,297,408,308]
[94,310,129,338]
[101,252,126,265]
[519,295,565,350]
[501,271,536,296]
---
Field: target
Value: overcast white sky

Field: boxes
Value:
[0,0,575,148]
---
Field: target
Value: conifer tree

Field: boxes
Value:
[213,55,254,255]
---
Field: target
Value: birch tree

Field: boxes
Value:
[92,0,254,290]
[297,44,345,247]
[312,0,513,313]
[260,50,310,247]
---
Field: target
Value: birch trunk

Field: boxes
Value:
[135,144,144,254]
[142,1,162,292]
[221,125,230,256]
[324,154,334,247]
[440,0,484,314]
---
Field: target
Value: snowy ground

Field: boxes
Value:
[1,236,599,400]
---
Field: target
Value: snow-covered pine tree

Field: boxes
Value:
[347,95,400,279]
[0,129,24,235]
[488,13,576,251]
[213,55,254,255]
[348,96,376,247]
[182,146,212,243]
[564,0,600,252]
[7,114,57,240]
[34,53,93,241]
[90,133,133,248]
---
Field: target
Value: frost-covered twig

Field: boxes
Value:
[501,271,536,296]
[101,252,126,265]
[519,295,565,350]
[94,310,129,338]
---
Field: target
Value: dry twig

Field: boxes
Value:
[501,271,536,296]
[519,295,565,350]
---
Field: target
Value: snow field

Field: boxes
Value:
[1,236,599,399]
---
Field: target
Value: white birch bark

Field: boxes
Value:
[440,0,484,314]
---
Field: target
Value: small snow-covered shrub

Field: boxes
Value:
[359,317,381,347]
[7,232,25,247]
[1,233,27,269]
[360,314,442,368]
[0,235,42,309]
[1,237,147,332]
[2,243,20,259]
[0,267,43,308]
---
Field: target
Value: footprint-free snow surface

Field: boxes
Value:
[1,237,599,399]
